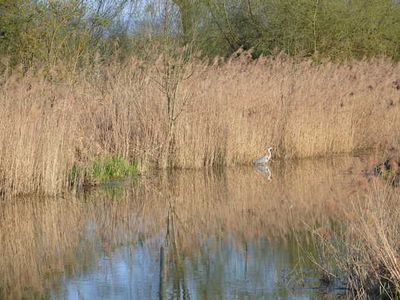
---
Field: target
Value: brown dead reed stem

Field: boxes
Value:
[322,183,400,299]
[1,55,400,195]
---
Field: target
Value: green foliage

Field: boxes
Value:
[68,155,138,187]
[89,155,138,183]
[68,164,80,186]
[193,0,400,60]
[0,0,125,70]
[1,0,86,68]
[1,0,400,70]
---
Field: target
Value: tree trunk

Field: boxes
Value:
[172,0,193,43]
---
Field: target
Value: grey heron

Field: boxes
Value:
[253,147,273,165]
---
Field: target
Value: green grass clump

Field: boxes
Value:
[89,155,138,184]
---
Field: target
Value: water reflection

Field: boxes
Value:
[254,164,272,181]
[0,157,367,299]
[60,238,322,300]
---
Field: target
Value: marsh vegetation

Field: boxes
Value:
[2,0,400,298]
[1,56,400,196]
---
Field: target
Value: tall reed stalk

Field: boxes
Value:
[317,183,400,298]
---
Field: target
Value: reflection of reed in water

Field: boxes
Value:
[0,156,368,299]
[159,205,190,300]
[0,198,87,300]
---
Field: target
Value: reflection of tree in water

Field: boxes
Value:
[159,204,190,300]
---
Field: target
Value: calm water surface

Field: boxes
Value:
[0,157,367,299]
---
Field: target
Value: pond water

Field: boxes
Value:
[0,156,369,299]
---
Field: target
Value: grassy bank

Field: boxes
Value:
[1,55,400,196]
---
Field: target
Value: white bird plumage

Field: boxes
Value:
[253,147,273,165]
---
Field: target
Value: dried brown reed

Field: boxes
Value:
[321,182,400,298]
[1,55,400,196]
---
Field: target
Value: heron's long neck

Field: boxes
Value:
[267,149,271,158]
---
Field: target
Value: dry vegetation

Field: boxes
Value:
[1,54,400,298]
[319,183,400,299]
[0,55,400,196]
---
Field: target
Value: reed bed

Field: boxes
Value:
[1,55,400,196]
[318,183,400,298]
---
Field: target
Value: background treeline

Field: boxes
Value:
[1,0,400,70]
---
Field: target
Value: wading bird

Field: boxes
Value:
[253,147,273,165]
